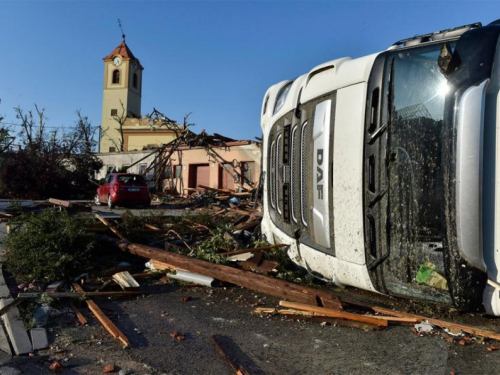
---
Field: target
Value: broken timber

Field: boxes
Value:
[220,244,289,256]
[371,306,500,341]
[72,283,130,348]
[99,236,342,310]
[210,334,249,375]
[253,308,380,330]
[69,302,88,326]
[95,214,127,241]
[278,301,388,327]
[48,198,73,208]
[112,271,140,290]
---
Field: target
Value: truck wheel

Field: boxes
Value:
[107,195,115,209]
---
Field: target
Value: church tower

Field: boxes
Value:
[100,39,144,153]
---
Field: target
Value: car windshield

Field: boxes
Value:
[384,43,449,243]
[116,175,145,185]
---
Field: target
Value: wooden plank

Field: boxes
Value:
[278,301,388,327]
[149,259,187,272]
[0,298,26,317]
[210,335,249,375]
[371,306,500,341]
[19,291,144,298]
[0,298,32,355]
[95,214,127,241]
[237,260,278,275]
[253,308,379,331]
[48,198,73,208]
[487,279,500,290]
[362,315,418,323]
[233,220,261,232]
[98,236,343,310]
[220,244,289,256]
[72,284,130,348]
[112,271,140,290]
[69,302,88,326]
[197,185,232,194]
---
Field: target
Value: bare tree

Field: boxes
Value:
[0,105,102,199]
[0,100,14,153]
[14,104,46,150]
[74,110,98,154]
[112,100,127,152]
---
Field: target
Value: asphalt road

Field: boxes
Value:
[0,281,497,375]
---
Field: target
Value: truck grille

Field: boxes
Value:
[300,122,309,226]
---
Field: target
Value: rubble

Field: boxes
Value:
[0,194,499,368]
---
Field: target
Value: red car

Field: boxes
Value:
[95,173,151,208]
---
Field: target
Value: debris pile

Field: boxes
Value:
[0,196,499,369]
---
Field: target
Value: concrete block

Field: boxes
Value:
[30,328,48,350]
[0,298,32,355]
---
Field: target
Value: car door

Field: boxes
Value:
[100,175,112,201]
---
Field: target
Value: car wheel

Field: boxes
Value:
[107,195,115,209]
[94,194,101,206]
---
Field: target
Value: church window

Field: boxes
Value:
[133,73,138,89]
[112,69,120,84]
[111,109,117,116]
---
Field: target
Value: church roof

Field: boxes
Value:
[103,40,137,61]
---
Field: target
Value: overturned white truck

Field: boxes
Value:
[260,20,500,314]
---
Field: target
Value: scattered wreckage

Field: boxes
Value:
[0,195,500,373]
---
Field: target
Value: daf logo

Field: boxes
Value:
[316,149,323,200]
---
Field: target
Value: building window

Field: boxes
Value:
[133,73,138,89]
[165,165,172,179]
[139,163,147,175]
[112,69,120,84]
[174,165,182,178]
[111,109,117,116]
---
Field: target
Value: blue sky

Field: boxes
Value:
[0,0,499,142]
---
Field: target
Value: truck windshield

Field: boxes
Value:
[384,43,450,244]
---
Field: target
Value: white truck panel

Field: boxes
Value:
[333,83,367,265]
[312,100,332,248]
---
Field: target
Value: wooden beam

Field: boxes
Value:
[487,279,500,290]
[210,335,249,375]
[278,301,388,327]
[98,236,343,310]
[112,271,140,290]
[0,298,26,317]
[371,306,500,341]
[220,244,289,256]
[69,302,88,326]
[95,214,127,241]
[72,283,130,348]
[253,308,380,331]
[18,291,144,298]
[48,198,73,208]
